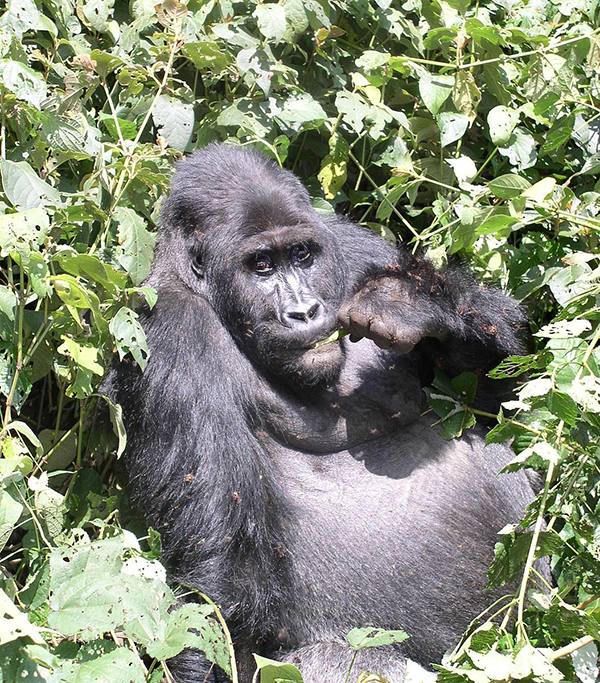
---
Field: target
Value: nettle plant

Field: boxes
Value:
[0,0,599,680]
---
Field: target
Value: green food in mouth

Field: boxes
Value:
[312,329,349,348]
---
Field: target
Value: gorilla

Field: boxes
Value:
[106,144,537,683]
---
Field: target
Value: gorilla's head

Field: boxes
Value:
[155,144,350,387]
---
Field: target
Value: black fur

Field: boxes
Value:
[105,144,536,683]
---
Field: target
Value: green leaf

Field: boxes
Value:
[498,127,537,171]
[335,90,370,134]
[74,646,146,683]
[78,0,115,33]
[57,338,104,376]
[0,286,16,320]
[253,655,304,683]
[488,174,532,199]
[88,50,122,79]
[488,529,563,586]
[534,91,560,117]
[451,372,478,404]
[0,59,46,109]
[109,306,150,371]
[446,154,476,187]
[0,588,43,645]
[318,134,349,199]
[418,72,453,115]
[31,473,66,542]
[0,0,42,38]
[57,337,104,398]
[540,113,575,156]
[0,161,60,211]
[113,207,156,286]
[254,3,287,43]
[152,95,194,152]
[55,253,127,293]
[280,0,309,42]
[437,112,469,147]
[0,487,23,553]
[140,603,230,673]
[183,41,229,72]
[465,18,502,45]
[452,70,480,121]
[487,105,520,146]
[3,420,43,456]
[100,115,138,141]
[521,177,556,203]
[48,536,160,638]
[236,47,275,96]
[52,275,102,318]
[277,94,327,129]
[347,627,409,650]
[546,390,578,425]
[0,208,49,256]
[40,113,88,154]
[356,50,390,72]
[101,395,127,458]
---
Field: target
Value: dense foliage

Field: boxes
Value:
[0,0,599,680]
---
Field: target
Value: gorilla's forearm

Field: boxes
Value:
[339,250,527,404]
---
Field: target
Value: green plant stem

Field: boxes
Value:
[3,268,27,428]
[410,172,461,193]
[90,33,183,256]
[556,209,600,231]
[577,594,600,609]
[400,31,598,72]
[515,456,556,640]
[0,91,5,160]
[348,150,419,237]
[449,595,517,660]
[343,650,359,683]
[42,422,78,468]
[53,382,66,443]
[471,147,498,182]
[471,408,546,438]
[17,486,52,548]
[517,324,600,637]
[551,635,595,661]
[76,400,85,469]
[101,78,127,150]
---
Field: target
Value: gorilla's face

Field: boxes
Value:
[207,224,347,387]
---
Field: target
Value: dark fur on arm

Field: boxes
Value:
[339,250,527,410]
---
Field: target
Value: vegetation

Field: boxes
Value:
[0,0,599,680]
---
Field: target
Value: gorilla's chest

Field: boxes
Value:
[269,428,531,661]
[261,341,424,453]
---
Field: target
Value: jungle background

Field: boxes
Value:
[0,0,599,681]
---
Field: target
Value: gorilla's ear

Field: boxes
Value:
[190,247,204,279]
[185,229,205,279]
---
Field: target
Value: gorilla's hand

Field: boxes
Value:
[337,274,447,355]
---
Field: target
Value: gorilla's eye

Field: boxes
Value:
[252,253,274,275]
[291,243,312,264]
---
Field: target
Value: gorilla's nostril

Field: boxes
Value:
[307,302,320,320]
[286,301,321,323]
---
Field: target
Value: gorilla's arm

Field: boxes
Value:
[338,250,526,407]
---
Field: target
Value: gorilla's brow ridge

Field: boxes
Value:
[237,225,321,254]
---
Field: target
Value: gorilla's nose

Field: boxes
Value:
[284,300,322,324]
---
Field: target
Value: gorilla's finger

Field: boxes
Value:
[367,320,393,349]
